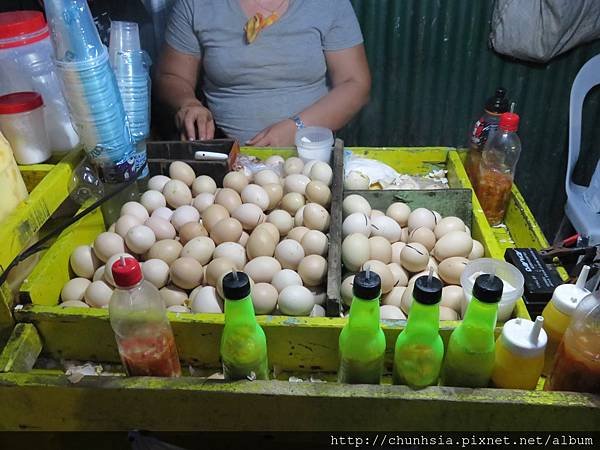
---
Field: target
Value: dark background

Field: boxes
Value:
[2,0,599,240]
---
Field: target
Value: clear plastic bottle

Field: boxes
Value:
[442,274,503,388]
[546,289,600,394]
[491,317,547,390]
[541,266,590,375]
[466,88,509,189]
[393,275,444,389]
[475,111,521,226]
[109,256,181,377]
[220,271,269,380]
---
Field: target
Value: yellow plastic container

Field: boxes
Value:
[492,317,546,390]
[0,131,28,223]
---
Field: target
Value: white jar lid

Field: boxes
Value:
[550,265,591,316]
[500,317,547,357]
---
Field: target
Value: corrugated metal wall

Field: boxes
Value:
[340,0,600,239]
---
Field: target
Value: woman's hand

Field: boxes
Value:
[247,119,297,147]
[175,101,215,141]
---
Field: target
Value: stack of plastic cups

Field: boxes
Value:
[109,21,150,178]
[44,0,135,183]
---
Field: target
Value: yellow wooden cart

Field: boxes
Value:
[0,147,597,432]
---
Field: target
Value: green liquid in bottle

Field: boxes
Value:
[338,270,386,385]
[442,274,502,388]
[393,276,444,389]
[220,272,268,381]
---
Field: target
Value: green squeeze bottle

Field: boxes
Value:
[442,274,503,387]
[393,274,444,388]
[220,271,269,380]
[338,270,386,384]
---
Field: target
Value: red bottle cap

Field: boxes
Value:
[112,257,143,288]
[0,92,43,115]
[0,11,50,49]
[499,112,520,132]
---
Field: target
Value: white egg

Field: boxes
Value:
[84,281,113,307]
[120,201,149,222]
[223,171,249,193]
[254,169,280,186]
[370,216,402,243]
[115,214,143,238]
[301,230,328,256]
[303,203,330,232]
[252,283,278,314]
[169,161,196,186]
[434,216,466,239]
[192,192,215,216]
[192,175,217,196]
[241,184,270,211]
[305,181,331,207]
[190,286,223,313]
[298,254,327,287]
[151,207,174,222]
[342,212,371,238]
[387,262,409,287]
[181,236,215,265]
[267,209,294,236]
[287,226,310,243]
[103,253,133,286]
[274,239,305,270]
[302,160,318,176]
[271,269,303,293]
[144,216,177,241]
[125,225,156,254]
[294,205,305,227]
[93,265,106,282]
[214,188,242,214]
[93,232,126,263]
[266,155,285,166]
[171,205,200,231]
[140,190,166,214]
[383,286,406,308]
[309,286,327,306]
[160,285,188,307]
[284,174,311,195]
[369,236,392,263]
[142,259,170,289]
[433,231,473,261]
[342,233,370,272]
[284,157,304,175]
[147,175,171,192]
[344,170,370,190]
[386,203,411,227]
[163,179,193,208]
[391,242,406,264]
[232,203,266,231]
[342,194,371,217]
[309,161,333,186]
[170,257,203,289]
[468,239,485,260]
[244,256,281,283]
[310,304,326,317]
[438,256,469,285]
[380,305,406,320]
[61,278,92,302]
[280,192,305,215]
[370,210,385,219]
[70,245,100,279]
[407,208,438,232]
[213,242,247,269]
[408,226,437,252]
[60,300,90,308]
[278,285,314,316]
[341,275,355,306]
[400,243,429,273]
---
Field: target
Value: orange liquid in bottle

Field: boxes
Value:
[546,332,600,394]
[119,331,181,377]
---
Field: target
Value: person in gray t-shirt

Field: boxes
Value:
[156,0,371,146]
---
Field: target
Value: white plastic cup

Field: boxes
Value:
[0,92,51,164]
[109,21,141,65]
[460,258,525,322]
[295,126,334,162]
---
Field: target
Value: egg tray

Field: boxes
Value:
[14,146,529,367]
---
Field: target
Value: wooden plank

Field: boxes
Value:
[0,323,42,373]
[0,373,597,431]
[18,164,54,192]
[326,139,344,316]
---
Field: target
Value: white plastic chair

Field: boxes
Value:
[565,54,600,246]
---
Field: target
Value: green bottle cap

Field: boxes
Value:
[414,275,443,305]
[473,274,503,303]
[353,270,381,300]
[222,271,251,300]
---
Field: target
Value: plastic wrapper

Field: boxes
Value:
[233,154,284,177]
[344,151,448,190]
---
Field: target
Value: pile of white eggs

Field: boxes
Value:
[340,194,485,321]
[61,156,333,317]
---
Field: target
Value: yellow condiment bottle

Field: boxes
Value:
[541,266,590,375]
[0,131,28,223]
[492,317,547,390]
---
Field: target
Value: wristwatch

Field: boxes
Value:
[291,115,306,130]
